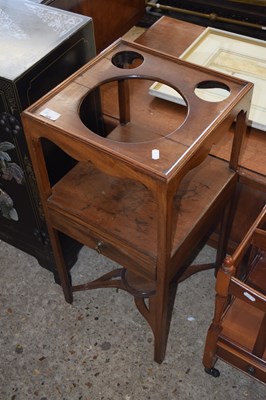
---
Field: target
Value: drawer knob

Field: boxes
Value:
[246,365,255,375]
[95,240,104,254]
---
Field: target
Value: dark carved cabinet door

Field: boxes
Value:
[0,0,95,279]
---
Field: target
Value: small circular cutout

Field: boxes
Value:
[194,80,231,102]
[111,51,144,69]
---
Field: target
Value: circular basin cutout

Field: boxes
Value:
[79,78,188,144]
[194,80,231,102]
[111,51,144,69]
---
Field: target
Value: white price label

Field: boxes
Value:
[40,108,61,121]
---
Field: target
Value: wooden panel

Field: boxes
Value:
[136,17,205,55]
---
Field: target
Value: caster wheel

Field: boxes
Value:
[205,367,220,378]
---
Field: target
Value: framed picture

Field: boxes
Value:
[149,27,266,131]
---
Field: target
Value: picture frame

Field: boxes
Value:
[149,27,266,131]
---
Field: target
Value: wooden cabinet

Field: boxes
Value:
[203,206,266,383]
[44,0,145,52]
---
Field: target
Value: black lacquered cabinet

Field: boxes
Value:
[0,0,95,279]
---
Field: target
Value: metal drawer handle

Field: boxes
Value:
[247,365,255,375]
[95,240,104,254]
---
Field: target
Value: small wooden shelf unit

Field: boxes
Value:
[22,40,253,363]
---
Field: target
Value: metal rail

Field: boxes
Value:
[145,1,266,31]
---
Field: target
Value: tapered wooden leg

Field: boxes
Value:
[203,263,233,376]
[118,79,130,124]
[215,189,238,271]
[149,280,178,363]
[48,226,73,304]
[202,324,220,372]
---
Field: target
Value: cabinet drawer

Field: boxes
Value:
[217,341,266,383]
[49,208,156,282]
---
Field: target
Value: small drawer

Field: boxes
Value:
[49,207,156,281]
[217,344,266,383]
